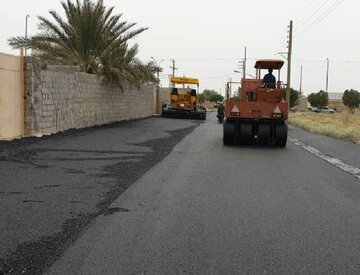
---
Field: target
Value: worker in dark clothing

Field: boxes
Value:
[217,102,225,115]
[217,102,225,123]
[262,68,276,88]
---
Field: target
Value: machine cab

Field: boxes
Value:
[254,59,284,90]
[241,59,285,103]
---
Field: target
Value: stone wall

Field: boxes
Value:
[24,57,155,136]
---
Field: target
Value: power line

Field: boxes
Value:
[173,57,243,61]
[294,0,326,23]
[276,0,337,52]
[298,0,344,35]
[295,0,333,33]
[298,0,344,36]
[200,74,233,80]
[276,0,326,51]
[296,0,344,36]
[158,57,360,65]
[172,57,360,63]
[291,59,360,64]
[159,74,233,80]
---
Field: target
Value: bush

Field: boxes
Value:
[342,89,360,114]
[281,88,301,107]
[307,90,328,108]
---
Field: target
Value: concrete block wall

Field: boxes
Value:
[24,57,155,136]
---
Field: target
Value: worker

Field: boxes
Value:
[217,102,225,123]
[262,68,276,88]
[217,102,225,116]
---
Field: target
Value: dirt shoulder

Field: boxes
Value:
[289,112,360,144]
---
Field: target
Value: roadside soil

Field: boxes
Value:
[289,112,360,144]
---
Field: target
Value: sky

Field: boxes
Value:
[1,0,359,96]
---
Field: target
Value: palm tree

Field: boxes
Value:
[8,0,156,87]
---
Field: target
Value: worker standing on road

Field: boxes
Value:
[217,102,225,123]
[217,102,225,116]
[262,68,276,88]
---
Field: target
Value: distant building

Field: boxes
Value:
[202,100,216,109]
[328,92,343,100]
[328,92,345,110]
[298,97,309,111]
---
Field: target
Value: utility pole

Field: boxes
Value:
[229,77,232,98]
[170,59,177,78]
[170,59,177,88]
[243,47,247,79]
[326,58,329,93]
[25,15,30,56]
[286,20,293,109]
[299,65,303,95]
[151,57,164,83]
[151,57,164,115]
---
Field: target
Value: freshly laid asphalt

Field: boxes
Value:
[48,112,360,275]
[0,118,200,274]
[1,112,360,274]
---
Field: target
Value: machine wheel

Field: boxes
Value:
[202,110,207,120]
[223,121,235,145]
[275,121,287,147]
[258,123,271,144]
[239,122,253,144]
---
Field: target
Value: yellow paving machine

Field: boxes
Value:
[161,77,206,119]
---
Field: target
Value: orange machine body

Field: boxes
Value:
[223,59,288,146]
[225,79,288,120]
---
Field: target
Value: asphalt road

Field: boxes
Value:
[1,112,360,274]
[46,112,360,275]
[0,118,201,274]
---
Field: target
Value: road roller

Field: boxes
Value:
[223,59,288,147]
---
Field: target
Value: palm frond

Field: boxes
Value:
[8,0,154,86]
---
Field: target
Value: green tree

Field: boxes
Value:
[202,89,213,100]
[8,0,156,87]
[342,89,360,114]
[281,88,301,107]
[201,89,224,102]
[307,90,328,108]
[198,93,205,104]
[208,93,224,103]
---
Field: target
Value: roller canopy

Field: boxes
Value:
[170,77,199,85]
[254,59,284,70]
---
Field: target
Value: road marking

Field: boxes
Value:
[289,138,360,180]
